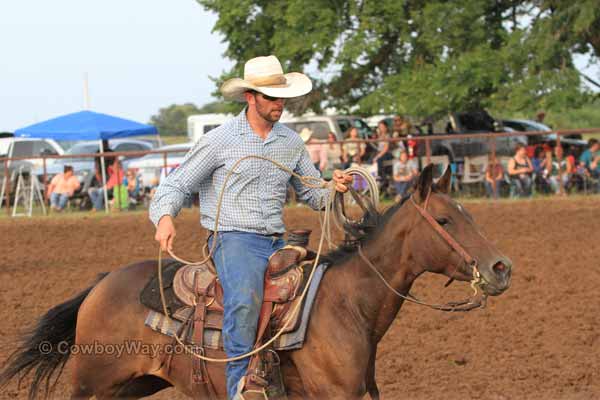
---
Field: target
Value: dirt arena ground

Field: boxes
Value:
[1,197,599,399]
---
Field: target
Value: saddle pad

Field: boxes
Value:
[140,259,186,317]
[144,262,329,351]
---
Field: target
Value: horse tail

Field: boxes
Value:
[0,272,108,400]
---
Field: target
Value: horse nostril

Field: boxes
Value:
[493,261,508,276]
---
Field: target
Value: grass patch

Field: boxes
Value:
[161,135,190,145]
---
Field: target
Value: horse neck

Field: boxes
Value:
[331,204,419,343]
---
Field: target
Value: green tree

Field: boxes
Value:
[197,100,239,114]
[149,103,202,136]
[199,0,596,120]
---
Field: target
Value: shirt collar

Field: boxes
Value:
[234,107,288,139]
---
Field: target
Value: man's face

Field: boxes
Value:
[554,146,563,158]
[250,92,285,123]
[400,152,408,162]
[65,170,73,178]
[592,143,600,153]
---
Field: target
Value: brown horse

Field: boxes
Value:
[0,165,512,399]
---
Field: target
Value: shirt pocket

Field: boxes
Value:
[221,157,260,191]
[269,158,295,185]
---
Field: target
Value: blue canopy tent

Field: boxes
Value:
[15,110,158,213]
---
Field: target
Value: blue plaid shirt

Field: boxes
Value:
[149,109,329,234]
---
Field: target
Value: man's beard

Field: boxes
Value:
[257,106,282,123]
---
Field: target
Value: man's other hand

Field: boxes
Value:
[332,169,353,193]
[155,215,176,252]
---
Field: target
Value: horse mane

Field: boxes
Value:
[322,193,413,266]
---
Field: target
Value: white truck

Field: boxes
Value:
[187,113,233,142]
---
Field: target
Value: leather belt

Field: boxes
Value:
[208,231,283,238]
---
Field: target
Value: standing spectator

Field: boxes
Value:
[535,111,546,124]
[323,132,343,179]
[302,128,327,172]
[392,116,410,156]
[508,144,534,197]
[392,149,418,200]
[392,115,412,138]
[372,120,393,179]
[579,138,600,178]
[579,138,600,193]
[341,127,366,168]
[484,154,504,199]
[46,165,80,211]
[548,146,572,195]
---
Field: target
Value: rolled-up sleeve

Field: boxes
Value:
[290,147,330,210]
[149,136,218,226]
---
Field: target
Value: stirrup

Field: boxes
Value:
[233,377,268,400]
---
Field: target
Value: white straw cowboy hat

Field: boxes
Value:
[299,127,313,143]
[220,55,312,102]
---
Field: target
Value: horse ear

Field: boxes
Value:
[415,164,434,201]
[436,166,452,194]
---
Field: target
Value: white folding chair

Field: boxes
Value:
[420,155,450,182]
[461,155,488,195]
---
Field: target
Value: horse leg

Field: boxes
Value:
[111,375,172,399]
[365,349,380,400]
[279,353,305,399]
[70,261,173,399]
[288,338,369,399]
[70,384,93,400]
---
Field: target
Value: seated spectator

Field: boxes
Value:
[341,127,366,168]
[146,176,160,203]
[392,149,418,200]
[124,168,142,205]
[508,144,534,197]
[548,146,572,195]
[531,146,551,193]
[46,165,80,211]
[88,159,125,212]
[484,154,504,199]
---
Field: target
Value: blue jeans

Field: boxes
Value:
[484,179,502,199]
[88,187,106,210]
[50,192,69,210]
[511,175,532,197]
[207,231,285,399]
[393,180,412,197]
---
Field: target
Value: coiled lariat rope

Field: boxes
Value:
[157,156,379,363]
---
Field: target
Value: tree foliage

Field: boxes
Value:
[149,103,202,136]
[199,0,598,120]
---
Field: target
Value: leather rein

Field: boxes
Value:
[356,189,487,312]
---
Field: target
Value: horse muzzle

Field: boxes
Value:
[478,257,512,296]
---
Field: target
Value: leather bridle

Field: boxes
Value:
[357,189,487,312]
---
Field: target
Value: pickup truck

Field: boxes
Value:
[415,111,526,162]
[501,119,587,159]
[0,137,65,201]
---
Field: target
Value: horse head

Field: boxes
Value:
[402,164,512,297]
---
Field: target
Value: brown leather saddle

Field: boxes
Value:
[166,231,316,398]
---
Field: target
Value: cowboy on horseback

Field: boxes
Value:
[149,55,352,399]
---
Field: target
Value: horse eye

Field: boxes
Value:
[436,217,450,226]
